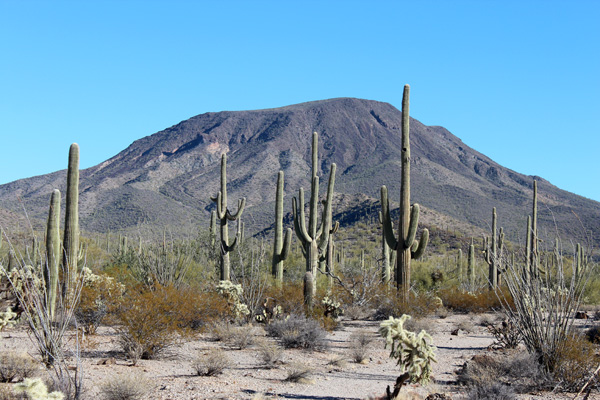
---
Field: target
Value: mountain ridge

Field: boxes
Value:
[0,97,598,249]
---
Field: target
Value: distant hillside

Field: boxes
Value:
[0,98,598,250]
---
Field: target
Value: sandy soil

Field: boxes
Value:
[0,313,592,400]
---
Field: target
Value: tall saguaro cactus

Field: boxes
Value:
[211,153,246,281]
[45,189,61,319]
[484,208,504,290]
[62,143,80,289]
[380,85,429,301]
[272,171,292,284]
[292,132,337,308]
[467,239,475,292]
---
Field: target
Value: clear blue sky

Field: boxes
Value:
[1,1,599,202]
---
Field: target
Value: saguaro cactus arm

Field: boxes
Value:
[411,229,429,259]
[380,186,399,250]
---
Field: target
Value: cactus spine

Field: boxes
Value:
[379,85,429,301]
[292,132,337,308]
[272,171,292,284]
[62,143,79,291]
[45,189,61,319]
[211,153,246,281]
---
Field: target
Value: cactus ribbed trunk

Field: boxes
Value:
[62,143,79,292]
[45,189,61,319]
[467,240,475,291]
[272,171,291,284]
[292,132,337,311]
[211,154,246,281]
[398,85,412,300]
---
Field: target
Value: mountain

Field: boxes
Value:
[0,98,598,249]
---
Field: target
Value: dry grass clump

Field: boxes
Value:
[457,351,547,395]
[373,292,441,321]
[403,317,438,335]
[326,355,348,370]
[256,339,283,369]
[194,350,230,376]
[265,315,327,351]
[437,288,511,313]
[0,352,38,383]
[348,330,374,364]
[99,373,150,400]
[284,363,314,383]
[456,319,475,334]
[552,332,599,391]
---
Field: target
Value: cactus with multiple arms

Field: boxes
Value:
[380,85,428,301]
[211,153,246,281]
[272,171,292,284]
[292,132,337,308]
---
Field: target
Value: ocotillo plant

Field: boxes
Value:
[211,153,246,281]
[45,189,61,319]
[484,207,504,290]
[62,143,79,291]
[272,171,292,284]
[292,132,337,308]
[380,85,429,301]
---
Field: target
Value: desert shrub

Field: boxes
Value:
[373,291,440,321]
[437,287,510,313]
[0,352,38,383]
[114,283,198,360]
[403,317,438,335]
[586,326,600,344]
[486,319,521,349]
[208,321,234,342]
[326,355,347,370]
[261,283,304,316]
[265,314,327,351]
[343,304,370,320]
[467,383,516,400]
[552,332,599,391]
[76,268,125,335]
[348,330,373,363]
[458,352,546,394]
[284,363,313,383]
[194,350,230,376]
[227,325,256,350]
[99,373,150,400]
[256,339,283,369]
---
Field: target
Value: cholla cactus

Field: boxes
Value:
[216,280,250,319]
[0,307,18,330]
[321,296,343,318]
[13,378,64,400]
[379,314,436,385]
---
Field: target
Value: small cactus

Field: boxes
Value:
[379,314,436,385]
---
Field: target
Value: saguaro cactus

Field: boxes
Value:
[62,143,80,290]
[45,189,61,319]
[211,153,246,281]
[467,239,475,291]
[272,171,292,284]
[292,132,337,308]
[379,85,428,301]
[484,208,504,290]
[379,211,392,284]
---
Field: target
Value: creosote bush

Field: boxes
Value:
[114,283,199,361]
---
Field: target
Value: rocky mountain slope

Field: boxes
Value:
[0,98,598,248]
